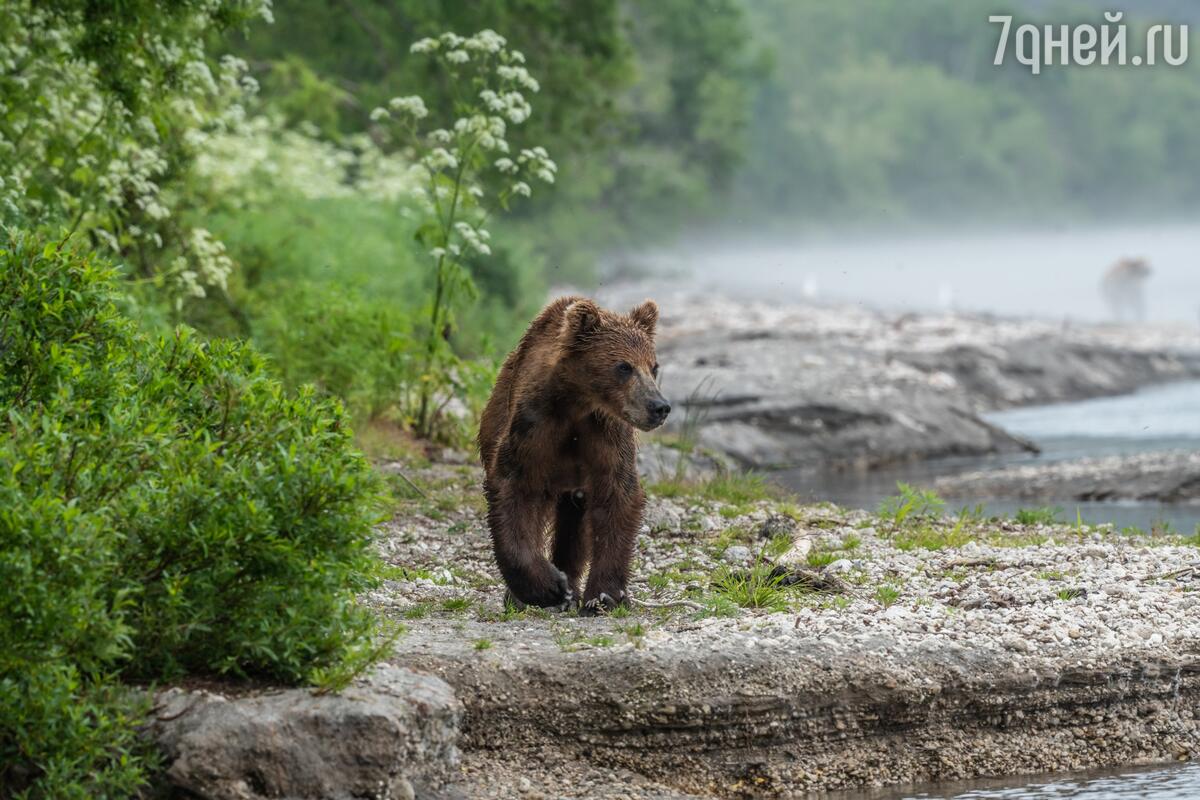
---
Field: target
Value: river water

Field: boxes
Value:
[777,379,1200,532]
[842,762,1200,800]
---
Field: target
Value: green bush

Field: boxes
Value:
[249,281,419,423]
[0,234,384,797]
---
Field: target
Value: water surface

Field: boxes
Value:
[838,762,1200,800]
[776,379,1200,531]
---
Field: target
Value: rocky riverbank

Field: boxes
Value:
[351,458,1200,798]
[936,450,1200,506]
[596,284,1200,472]
[144,457,1200,798]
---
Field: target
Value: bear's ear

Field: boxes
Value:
[563,298,602,343]
[629,300,658,337]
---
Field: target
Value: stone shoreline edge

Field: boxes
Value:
[146,639,1200,798]
[401,634,1200,796]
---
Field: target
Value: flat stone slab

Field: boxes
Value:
[146,666,462,800]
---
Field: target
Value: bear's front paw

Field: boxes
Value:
[580,588,627,617]
[507,561,574,611]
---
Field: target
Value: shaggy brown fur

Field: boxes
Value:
[478,296,670,613]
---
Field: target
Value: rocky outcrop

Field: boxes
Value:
[936,450,1200,504]
[145,666,462,800]
[599,285,1200,471]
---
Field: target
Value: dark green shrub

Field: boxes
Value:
[114,329,383,681]
[0,234,384,796]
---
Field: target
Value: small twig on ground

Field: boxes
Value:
[388,466,428,499]
[800,516,847,529]
[631,597,706,612]
[1146,563,1200,581]
[946,557,998,568]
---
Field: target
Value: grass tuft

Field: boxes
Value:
[649,471,776,506]
[1015,507,1062,526]
[874,585,901,608]
[892,520,973,552]
[708,564,792,612]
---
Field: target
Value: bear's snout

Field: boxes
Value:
[647,397,671,427]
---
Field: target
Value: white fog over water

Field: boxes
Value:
[640,223,1200,324]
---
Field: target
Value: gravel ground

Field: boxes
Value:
[367,459,1200,798]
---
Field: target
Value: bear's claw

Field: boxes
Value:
[580,589,626,616]
[557,589,576,612]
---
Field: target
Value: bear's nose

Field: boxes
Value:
[648,398,671,423]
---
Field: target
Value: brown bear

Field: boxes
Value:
[478,296,670,614]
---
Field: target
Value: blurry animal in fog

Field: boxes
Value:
[1101,257,1151,322]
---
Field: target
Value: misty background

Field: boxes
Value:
[216,0,1200,331]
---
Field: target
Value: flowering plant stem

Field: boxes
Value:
[417,152,471,435]
[379,29,557,441]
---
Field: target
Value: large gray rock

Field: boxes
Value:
[146,666,462,800]
[600,284,1200,471]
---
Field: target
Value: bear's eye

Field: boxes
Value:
[651,363,659,379]
[616,362,634,379]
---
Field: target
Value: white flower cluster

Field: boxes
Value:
[518,146,557,184]
[372,28,556,266]
[172,227,232,306]
[0,0,274,307]
[190,113,420,206]
[453,113,508,151]
[478,89,531,125]
[373,94,428,122]
[496,64,540,93]
[454,220,492,255]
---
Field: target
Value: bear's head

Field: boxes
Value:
[560,298,671,431]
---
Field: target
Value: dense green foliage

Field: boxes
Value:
[0,237,382,796]
[737,0,1200,223]
[226,0,1200,247]
[224,0,757,273]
